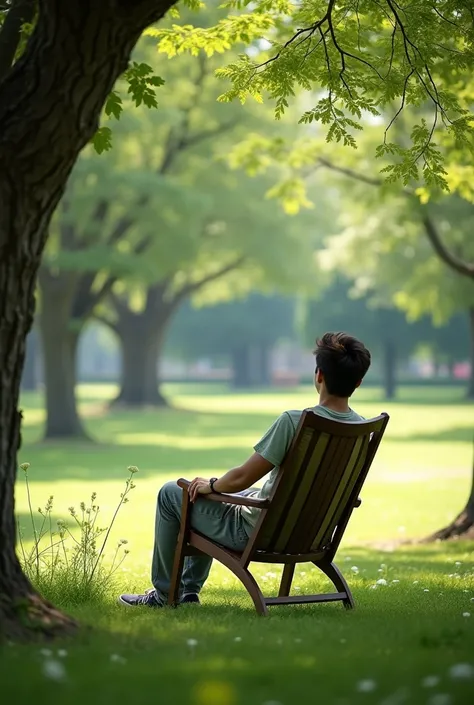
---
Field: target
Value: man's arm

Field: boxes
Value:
[188,453,274,503]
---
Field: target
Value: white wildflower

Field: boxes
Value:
[42,659,66,682]
[392,580,400,584]
[39,648,52,657]
[462,612,471,618]
[369,585,378,590]
[422,676,440,688]
[351,566,359,574]
[187,638,198,648]
[448,663,474,680]
[127,466,139,474]
[57,649,67,658]
[376,579,388,586]
[455,561,462,566]
[356,679,377,693]
[424,589,430,592]
[234,637,242,643]
[413,580,419,585]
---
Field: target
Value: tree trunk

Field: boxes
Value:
[467,307,474,400]
[21,329,38,391]
[113,325,168,407]
[110,287,177,407]
[423,430,474,541]
[232,345,253,388]
[38,269,89,439]
[382,338,396,400]
[0,0,176,640]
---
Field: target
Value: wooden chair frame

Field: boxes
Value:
[169,411,389,615]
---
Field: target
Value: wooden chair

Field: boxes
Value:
[169,410,389,615]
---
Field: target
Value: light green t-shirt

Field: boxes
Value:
[240,405,364,533]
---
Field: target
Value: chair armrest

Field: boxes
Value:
[177,479,270,509]
[354,497,362,508]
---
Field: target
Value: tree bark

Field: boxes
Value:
[109,286,176,407]
[0,0,176,640]
[382,338,396,400]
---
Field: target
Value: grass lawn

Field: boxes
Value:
[2,383,474,705]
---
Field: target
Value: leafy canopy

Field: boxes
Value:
[149,0,474,191]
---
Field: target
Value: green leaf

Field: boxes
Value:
[105,91,123,121]
[91,127,113,155]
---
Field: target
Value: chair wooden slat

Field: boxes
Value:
[311,435,368,550]
[256,425,315,549]
[289,434,358,553]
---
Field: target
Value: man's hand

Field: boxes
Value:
[188,477,213,503]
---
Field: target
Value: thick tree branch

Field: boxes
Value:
[172,256,245,303]
[422,215,474,279]
[0,0,35,82]
[317,158,474,281]
[93,312,119,335]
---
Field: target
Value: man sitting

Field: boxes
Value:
[119,331,371,608]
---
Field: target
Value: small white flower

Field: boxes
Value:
[462,612,471,618]
[42,659,66,681]
[378,569,383,573]
[234,637,242,642]
[448,663,474,679]
[413,580,419,585]
[422,676,440,688]
[110,654,127,664]
[351,566,359,574]
[187,638,198,648]
[356,679,377,693]
[392,580,400,584]
[57,649,67,658]
[427,694,452,705]
[369,584,378,590]
[376,579,388,586]
[424,589,430,592]
[380,564,387,569]
[39,648,52,657]
[127,466,139,474]
[455,561,462,566]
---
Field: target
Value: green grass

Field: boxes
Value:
[3,384,474,705]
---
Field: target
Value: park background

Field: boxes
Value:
[2,4,474,705]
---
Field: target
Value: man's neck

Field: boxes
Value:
[317,391,350,413]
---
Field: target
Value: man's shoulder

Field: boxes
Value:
[280,409,306,429]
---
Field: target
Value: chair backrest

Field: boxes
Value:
[249,410,389,557]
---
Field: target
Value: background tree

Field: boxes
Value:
[167,294,296,387]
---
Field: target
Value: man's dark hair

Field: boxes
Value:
[313,332,371,398]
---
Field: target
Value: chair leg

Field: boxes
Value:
[233,563,268,616]
[279,564,295,597]
[315,561,355,609]
[168,539,186,607]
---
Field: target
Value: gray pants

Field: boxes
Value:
[152,481,252,602]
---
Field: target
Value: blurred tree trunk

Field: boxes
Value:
[382,338,396,400]
[38,269,88,439]
[109,285,175,407]
[232,344,270,388]
[232,345,252,388]
[21,329,38,391]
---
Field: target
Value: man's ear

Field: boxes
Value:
[316,369,324,384]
